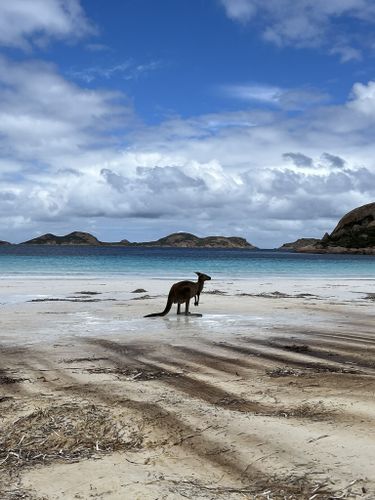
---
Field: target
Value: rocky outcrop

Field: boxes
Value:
[135,232,256,248]
[19,231,256,248]
[0,240,10,245]
[279,238,320,251]
[22,232,102,246]
[298,203,375,254]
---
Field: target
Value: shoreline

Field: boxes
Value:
[1,273,375,280]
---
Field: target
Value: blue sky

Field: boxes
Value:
[0,0,374,247]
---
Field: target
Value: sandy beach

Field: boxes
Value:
[0,276,374,499]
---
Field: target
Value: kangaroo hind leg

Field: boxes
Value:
[185,298,202,317]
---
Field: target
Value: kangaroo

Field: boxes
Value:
[144,272,211,318]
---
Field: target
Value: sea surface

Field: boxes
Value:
[0,245,374,279]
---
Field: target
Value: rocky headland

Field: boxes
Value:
[279,238,320,251]
[296,202,375,254]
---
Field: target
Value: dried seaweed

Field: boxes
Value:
[166,475,335,499]
[266,367,306,378]
[0,376,28,385]
[275,402,334,421]
[278,344,311,353]
[28,298,115,303]
[86,366,180,381]
[61,357,109,364]
[237,291,317,299]
[0,403,142,468]
[265,365,360,378]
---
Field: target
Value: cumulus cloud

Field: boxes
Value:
[348,81,375,115]
[0,0,94,50]
[321,153,345,169]
[0,55,132,163]
[220,0,375,61]
[3,153,372,246]
[283,153,313,168]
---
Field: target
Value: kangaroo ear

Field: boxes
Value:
[195,272,202,276]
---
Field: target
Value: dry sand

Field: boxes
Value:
[0,276,374,499]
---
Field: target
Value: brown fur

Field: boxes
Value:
[144,272,211,317]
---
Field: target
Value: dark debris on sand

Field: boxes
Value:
[266,365,360,378]
[0,403,142,469]
[130,294,152,300]
[85,366,182,381]
[237,291,317,299]
[0,376,28,385]
[28,298,115,303]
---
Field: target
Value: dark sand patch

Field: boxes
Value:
[61,357,109,364]
[236,291,318,299]
[28,298,115,303]
[130,294,152,300]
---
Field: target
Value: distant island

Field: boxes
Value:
[279,238,320,251]
[281,202,375,255]
[19,231,257,249]
[22,232,103,246]
[134,232,255,248]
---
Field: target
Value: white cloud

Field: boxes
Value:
[0,0,94,50]
[222,83,329,109]
[0,56,132,163]
[330,44,362,63]
[220,0,257,22]
[283,153,313,168]
[69,60,162,83]
[220,0,375,61]
[2,151,372,246]
[348,81,375,115]
[222,84,283,104]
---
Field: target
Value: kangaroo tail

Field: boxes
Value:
[144,291,173,318]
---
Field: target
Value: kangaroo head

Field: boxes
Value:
[195,272,211,281]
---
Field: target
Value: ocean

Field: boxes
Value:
[0,245,373,279]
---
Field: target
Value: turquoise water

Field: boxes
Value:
[0,246,374,279]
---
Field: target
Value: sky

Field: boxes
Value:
[0,0,375,248]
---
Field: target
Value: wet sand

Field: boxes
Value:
[0,276,374,499]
